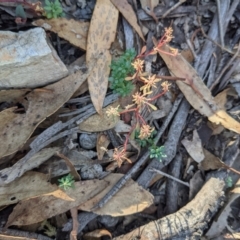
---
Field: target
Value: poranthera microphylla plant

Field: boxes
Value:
[107,27,178,167]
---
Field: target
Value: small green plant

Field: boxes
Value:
[58,173,75,190]
[149,145,166,161]
[109,49,136,96]
[134,128,156,147]
[44,0,64,19]
[225,176,233,188]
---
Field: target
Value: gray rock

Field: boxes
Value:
[80,164,103,180]
[79,133,97,149]
[98,215,119,228]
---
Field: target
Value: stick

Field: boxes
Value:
[149,167,189,187]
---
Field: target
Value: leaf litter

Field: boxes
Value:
[0,0,240,239]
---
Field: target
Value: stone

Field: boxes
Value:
[79,133,97,149]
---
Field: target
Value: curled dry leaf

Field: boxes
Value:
[33,18,89,50]
[159,44,240,134]
[0,69,92,159]
[111,0,145,41]
[5,180,109,227]
[87,0,118,114]
[78,173,154,216]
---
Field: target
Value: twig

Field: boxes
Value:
[216,0,224,47]
[70,207,79,240]
[149,167,189,187]
[162,0,186,18]
[91,93,183,210]
[210,42,240,90]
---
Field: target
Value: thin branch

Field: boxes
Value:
[149,167,189,187]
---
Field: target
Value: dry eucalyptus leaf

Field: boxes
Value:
[181,130,204,163]
[78,102,120,132]
[87,0,118,114]
[0,171,58,207]
[140,0,159,9]
[111,0,145,41]
[78,173,154,216]
[6,180,109,227]
[0,69,92,159]
[0,89,30,103]
[33,18,89,50]
[0,147,60,185]
[159,44,240,134]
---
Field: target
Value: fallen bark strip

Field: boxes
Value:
[114,178,225,240]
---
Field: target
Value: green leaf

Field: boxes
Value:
[45,0,51,6]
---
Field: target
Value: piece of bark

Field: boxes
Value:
[114,178,225,240]
[165,153,182,215]
[0,27,68,88]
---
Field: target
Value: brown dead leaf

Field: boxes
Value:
[0,147,60,185]
[111,0,145,41]
[140,0,158,9]
[33,18,89,50]
[87,0,118,114]
[199,149,224,171]
[159,44,240,134]
[84,229,112,239]
[140,0,159,23]
[0,89,30,103]
[97,133,110,160]
[181,130,204,163]
[78,173,154,216]
[78,102,120,132]
[0,69,92,159]
[5,180,109,227]
[0,171,58,207]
